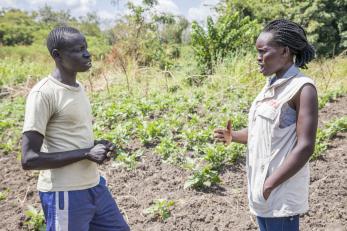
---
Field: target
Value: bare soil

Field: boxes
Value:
[0,96,346,231]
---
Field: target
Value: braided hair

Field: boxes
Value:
[263,19,315,69]
[47,26,82,56]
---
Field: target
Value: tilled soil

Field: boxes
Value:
[0,96,346,231]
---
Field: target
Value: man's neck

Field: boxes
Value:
[52,68,78,87]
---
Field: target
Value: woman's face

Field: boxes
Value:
[256,32,290,77]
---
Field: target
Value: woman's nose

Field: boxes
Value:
[257,54,262,62]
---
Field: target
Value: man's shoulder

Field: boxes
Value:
[30,76,53,93]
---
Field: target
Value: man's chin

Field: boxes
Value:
[80,65,92,72]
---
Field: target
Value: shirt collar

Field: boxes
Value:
[268,64,300,87]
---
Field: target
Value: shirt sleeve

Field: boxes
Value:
[22,91,53,136]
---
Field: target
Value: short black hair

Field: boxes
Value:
[263,19,315,69]
[46,26,82,56]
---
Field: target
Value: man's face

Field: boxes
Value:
[255,32,287,77]
[58,33,92,72]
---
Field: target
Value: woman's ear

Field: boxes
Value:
[283,46,291,57]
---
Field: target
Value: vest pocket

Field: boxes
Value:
[251,160,270,209]
[256,103,278,121]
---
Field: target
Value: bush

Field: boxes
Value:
[191,12,260,74]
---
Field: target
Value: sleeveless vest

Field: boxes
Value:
[247,65,315,217]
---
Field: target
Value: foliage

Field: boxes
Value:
[184,164,221,189]
[0,97,25,155]
[217,0,293,25]
[0,57,50,87]
[311,116,347,160]
[0,9,37,46]
[191,12,259,74]
[219,0,347,57]
[318,87,346,109]
[0,4,346,193]
[155,137,182,162]
[106,1,186,70]
[291,0,347,56]
[113,149,143,170]
[144,199,175,221]
[24,206,46,231]
[156,15,189,44]
[0,188,9,201]
[37,5,74,26]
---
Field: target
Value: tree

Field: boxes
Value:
[291,0,347,56]
[0,9,36,46]
[107,0,182,69]
[79,12,101,36]
[37,5,75,26]
[155,15,189,44]
[191,11,260,74]
[218,0,347,57]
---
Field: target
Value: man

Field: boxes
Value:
[22,26,130,231]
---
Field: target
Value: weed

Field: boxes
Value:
[144,199,175,221]
[318,87,346,109]
[184,165,221,189]
[311,116,347,160]
[113,149,143,170]
[0,188,9,201]
[24,205,46,231]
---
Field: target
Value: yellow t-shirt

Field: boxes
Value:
[23,76,99,192]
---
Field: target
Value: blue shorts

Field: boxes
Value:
[39,177,130,231]
[257,215,299,231]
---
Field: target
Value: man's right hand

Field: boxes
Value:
[85,144,109,164]
[214,120,233,145]
[94,139,117,160]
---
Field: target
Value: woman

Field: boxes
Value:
[214,19,318,231]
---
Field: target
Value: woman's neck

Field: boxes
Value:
[275,62,294,79]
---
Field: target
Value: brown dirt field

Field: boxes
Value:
[0,96,346,231]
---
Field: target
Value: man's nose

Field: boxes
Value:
[83,50,91,59]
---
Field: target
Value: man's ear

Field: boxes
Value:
[52,49,60,60]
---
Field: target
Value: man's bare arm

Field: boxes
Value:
[21,131,109,170]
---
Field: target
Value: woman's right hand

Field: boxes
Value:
[213,120,233,145]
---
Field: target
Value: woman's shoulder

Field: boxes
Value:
[292,72,315,86]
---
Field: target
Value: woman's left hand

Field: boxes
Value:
[263,180,274,200]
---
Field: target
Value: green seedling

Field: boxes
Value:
[24,205,46,231]
[144,199,175,221]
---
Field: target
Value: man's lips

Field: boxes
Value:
[258,63,264,72]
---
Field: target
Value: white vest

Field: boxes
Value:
[247,65,315,217]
